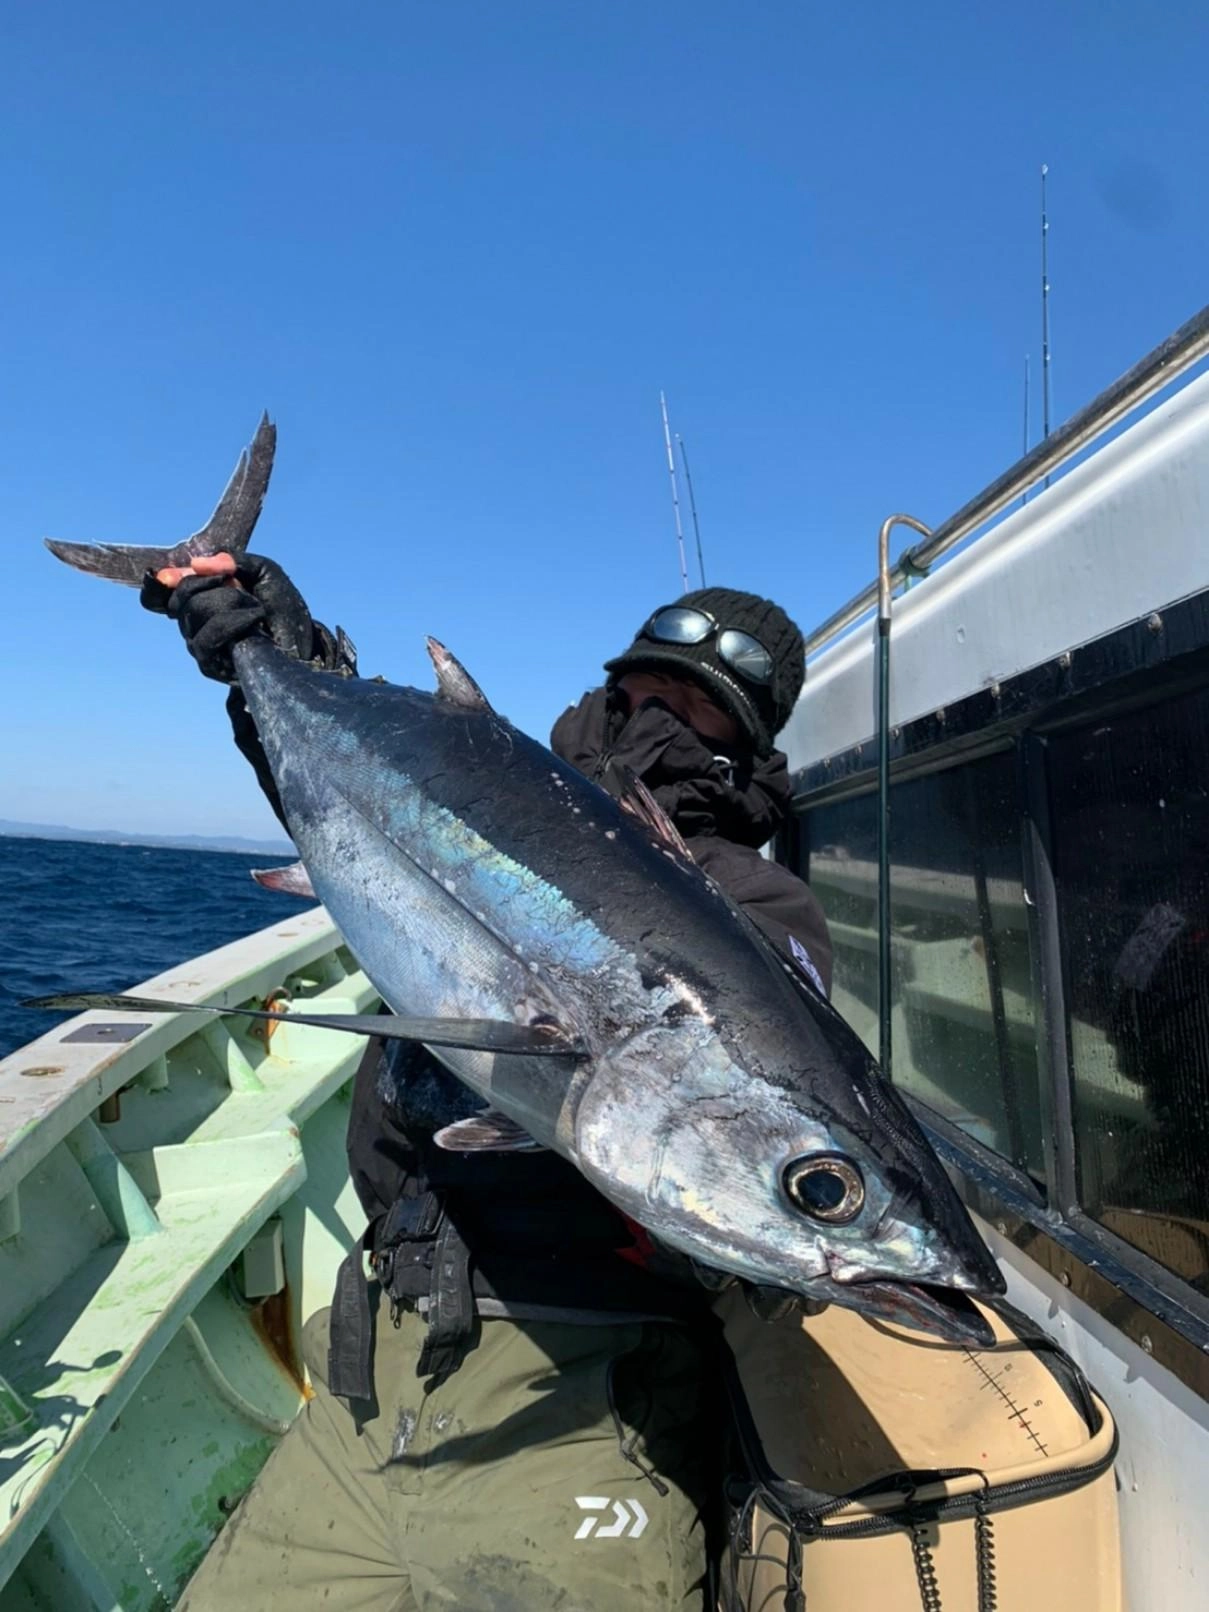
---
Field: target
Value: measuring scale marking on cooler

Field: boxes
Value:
[962,1348,1052,1459]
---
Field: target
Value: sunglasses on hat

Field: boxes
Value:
[641,606,774,687]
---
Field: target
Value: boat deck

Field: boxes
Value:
[0,910,375,1611]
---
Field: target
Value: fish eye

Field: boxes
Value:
[783,1154,865,1224]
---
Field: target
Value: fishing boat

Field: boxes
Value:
[2,307,1208,1610]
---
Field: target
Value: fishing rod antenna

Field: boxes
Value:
[676,434,707,588]
[660,391,691,594]
[1021,354,1031,509]
[1041,164,1053,486]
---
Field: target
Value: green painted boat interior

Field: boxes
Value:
[0,909,377,1611]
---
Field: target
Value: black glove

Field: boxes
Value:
[686,1258,828,1322]
[140,554,321,683]
[742,1285,829,1322]
[141,554,355,830]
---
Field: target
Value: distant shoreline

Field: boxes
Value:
[0,822,294,858]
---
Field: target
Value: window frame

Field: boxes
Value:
[801,745,1046,1187]
[789,587,1209,1397]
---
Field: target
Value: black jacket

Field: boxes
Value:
[549,687,832,995]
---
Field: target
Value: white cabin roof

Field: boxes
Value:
[783,368,1209,774]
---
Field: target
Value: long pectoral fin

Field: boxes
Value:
[23,993,583,1056]
[433,1110,547,1152]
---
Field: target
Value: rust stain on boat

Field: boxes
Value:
[248,988,292,1049]
[251,1287,313,1400]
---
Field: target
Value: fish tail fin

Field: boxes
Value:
[44,414,277,587]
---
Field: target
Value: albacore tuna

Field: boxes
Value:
[38,418,1005,1345]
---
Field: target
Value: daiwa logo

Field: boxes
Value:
[572,1496,649,1540]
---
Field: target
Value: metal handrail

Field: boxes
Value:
[875,514,930,1080]
[804,301,1209,658]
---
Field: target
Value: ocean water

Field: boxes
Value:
[0,835,316,1058]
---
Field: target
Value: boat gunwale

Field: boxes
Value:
[0,906,341,1204]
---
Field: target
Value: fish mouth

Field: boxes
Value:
[827,1278,998,1349]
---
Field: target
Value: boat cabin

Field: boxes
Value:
[781,309,1209,1610]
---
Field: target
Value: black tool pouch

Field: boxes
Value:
[374,1190,477,1382]
[370,1189,445,1313]
[328,1188,478,1403]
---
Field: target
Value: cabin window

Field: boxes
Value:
[805,750,1044,1181]
[1048,687,1209,1290]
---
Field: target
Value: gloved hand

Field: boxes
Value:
[742,1285,829,1323]
[688,1258,828,1322]
[643,1233,830,1322]
[141,550,356,830]
[140,552,324,683]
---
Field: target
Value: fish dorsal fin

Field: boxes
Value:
[617,768,695,867]
[426,637,494,711]
[433,1110,546,1153]
[251,861,316,899]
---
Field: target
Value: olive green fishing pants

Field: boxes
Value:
[177,1301,717,1611]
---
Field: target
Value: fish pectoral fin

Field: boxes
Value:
[375,1014,582,1055]
[250,861,317,898]
[433,1110,547,1152]
[425,637,494,711]
[23,993,584,1057]
[616,768,695,866]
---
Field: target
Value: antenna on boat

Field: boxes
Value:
[660,392,691,593]
[676,434,707,588]
[1023,353,1031,455]
[1041,163,1053,487]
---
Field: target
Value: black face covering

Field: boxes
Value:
[550,686,792,850]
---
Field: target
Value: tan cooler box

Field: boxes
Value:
[717,1292,1122,1612]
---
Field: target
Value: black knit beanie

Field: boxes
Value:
[603,586,805,756]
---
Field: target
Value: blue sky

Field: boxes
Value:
[2,2,1206,840]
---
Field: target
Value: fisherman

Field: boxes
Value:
[144,554,833,1612]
